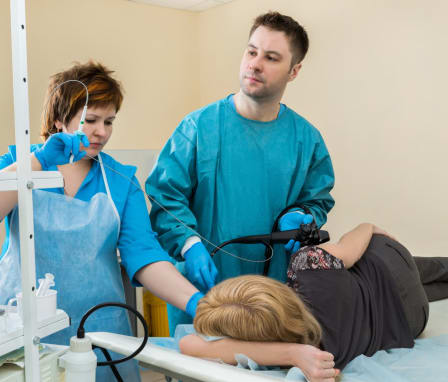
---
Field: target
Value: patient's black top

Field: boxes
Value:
[286,234,414,369]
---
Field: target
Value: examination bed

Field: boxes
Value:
[87,298,448,382]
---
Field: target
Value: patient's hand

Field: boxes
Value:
[179,335,340,381]
[291,344,340,382]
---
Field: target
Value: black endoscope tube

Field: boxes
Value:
[210,230,301,257]
[210,228,330,257]
[211,238,272,257]
[77,302,149,367]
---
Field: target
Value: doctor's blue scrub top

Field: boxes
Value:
[146,95,335,283]
[0,145,172,284]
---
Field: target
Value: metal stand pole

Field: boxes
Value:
[9,0,40,380]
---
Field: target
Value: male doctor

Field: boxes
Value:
[146,12,335,332]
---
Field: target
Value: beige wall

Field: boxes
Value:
[1,0,199,155]
[2,0,447,257]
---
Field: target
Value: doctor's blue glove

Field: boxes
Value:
[185,291,204,318]
[34,132,90,169]
[184,242,218,291]
[279,211,314,254]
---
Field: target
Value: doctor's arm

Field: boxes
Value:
[294,138,335,228]
[145,120,200,260]
[145,120,218,290]
[179,335,339,382]
[279,137,335,253]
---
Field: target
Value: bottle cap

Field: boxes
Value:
[70,336,93,353]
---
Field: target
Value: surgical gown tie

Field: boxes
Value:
[0,154,140,381]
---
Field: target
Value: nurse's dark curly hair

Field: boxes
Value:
[250,11,309,66]
[41,61,123,141]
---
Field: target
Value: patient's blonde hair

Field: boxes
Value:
[194,275,322,346]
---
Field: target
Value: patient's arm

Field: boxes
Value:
[318,223,396,268]
[179,334,339,382]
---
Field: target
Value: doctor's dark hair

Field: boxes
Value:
[194,275,322,346]
[249,11,309,66]
[40,61,124,141]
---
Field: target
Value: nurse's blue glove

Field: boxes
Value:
[184,242,218,291]
[34,132,90,169]
[279,211,314,254]
[185,291,204,318]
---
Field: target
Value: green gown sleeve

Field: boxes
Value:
[293,134,335,228]
[145,117,199,260]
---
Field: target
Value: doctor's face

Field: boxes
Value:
[239,26,300,101]
[63,104,116,158]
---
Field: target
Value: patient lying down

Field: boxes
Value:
[179,223,448,382]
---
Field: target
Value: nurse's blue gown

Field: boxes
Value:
[0,146,173,381]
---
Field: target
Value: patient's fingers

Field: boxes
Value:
[311,368,339,382]
[321,367,338,377]
[322,369,340,382]
[305,364,339,382]
[320,360,335,369]
[296,345,339,382]
[314,366,338,378]
[317,350,334,362]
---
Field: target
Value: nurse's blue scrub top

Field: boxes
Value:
[0,145,172,285]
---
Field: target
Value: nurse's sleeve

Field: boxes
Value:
[146,119,198,261]
[0,151,15,224]
[296,136,335,228]
[118,175,173,287]
[0,151,14,170]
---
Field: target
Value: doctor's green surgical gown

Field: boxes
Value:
[146,95,335,283]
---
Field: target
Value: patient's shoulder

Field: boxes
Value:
[288,246,344,274]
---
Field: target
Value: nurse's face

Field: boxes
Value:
[239,26,301,101]
[62,104,116,158]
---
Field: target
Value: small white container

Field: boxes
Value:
[7,289,57,321]
[37,289,57,321]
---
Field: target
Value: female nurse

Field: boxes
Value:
[0,61,202,381]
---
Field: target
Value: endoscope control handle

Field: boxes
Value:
[317,230,330,244]
[271,228,330,245]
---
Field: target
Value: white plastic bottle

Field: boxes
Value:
[59,336,97,382]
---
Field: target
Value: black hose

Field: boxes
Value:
[94,346,124,382]
[77,301,149,381]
